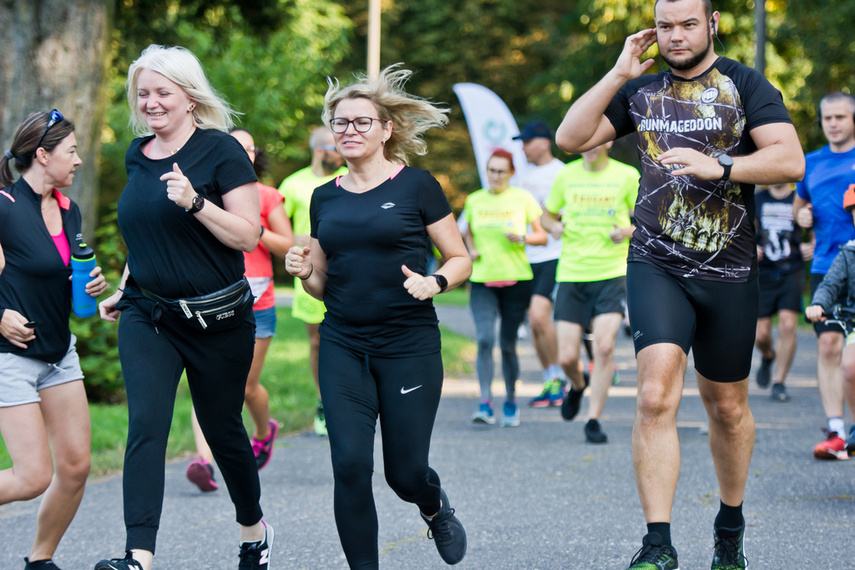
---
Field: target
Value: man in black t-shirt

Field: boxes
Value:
[554,1,805,568]
[753,183,809,402]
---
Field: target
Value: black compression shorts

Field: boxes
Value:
[758,269,804,318]
[554,276,626,326]
[626,261,758,382]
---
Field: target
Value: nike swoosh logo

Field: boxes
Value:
[400,385,423,394]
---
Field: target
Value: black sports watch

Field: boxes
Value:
[188,193,205,214]
[717,154,734,181]
[432,274,448,294]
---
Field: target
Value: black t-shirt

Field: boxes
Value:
[755,189,802,276]
[0,177,84,362]
[118,128,257,298]
[310,166,452,356]
[605,57,793,282]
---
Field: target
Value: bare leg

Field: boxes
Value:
[817,331,845,419]
[633,343,686,523]
[0,404,52,505]
[840,344,855,425]
[245,337,273,441]
[190,407,214,464]
[29,381,91,561]
[587,313,622,420]
[556,321,585,389]
[754,317,774,359]
[528,294,559,371]
[773,310,798,383]
[697,374,754,507]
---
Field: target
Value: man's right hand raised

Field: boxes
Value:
[613,29,658,82]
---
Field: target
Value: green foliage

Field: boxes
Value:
[71,208,126,402]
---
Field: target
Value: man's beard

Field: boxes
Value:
[321,154,341,173]
[662,34,713,71]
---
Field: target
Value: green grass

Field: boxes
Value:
[0,306,475,475]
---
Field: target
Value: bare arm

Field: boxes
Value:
[555,29,657,153]
[403,213,472,300]
[0,241,4,274]
[259,204,294,259]
[285,239,327,301]
[99,263,131,322]
[659,122,806,184]
[793,194,812,228]
[540,210,565,240]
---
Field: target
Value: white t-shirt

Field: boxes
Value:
[518,157,565,263]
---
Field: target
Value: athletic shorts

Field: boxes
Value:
[810,273,845,336]
[757,269,804,317]
[253,306,277,339]
[553,276,626,326]
[0,334,84,407]
[291,277,325,324]
[626,261,758,382]
[530,259,558,300]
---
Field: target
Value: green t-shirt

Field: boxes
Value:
[278,166,348,236]
[545,158,639,282]
[465,185,542,283]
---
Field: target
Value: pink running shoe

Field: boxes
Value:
[186,457,218,492]
[252,419,280,470]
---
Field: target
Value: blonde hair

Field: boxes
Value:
[322,64,449,165]
[126,44,238,136]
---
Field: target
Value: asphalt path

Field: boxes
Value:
[1,301,854,569]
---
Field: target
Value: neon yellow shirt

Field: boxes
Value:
[545,158,639,282]
[465,186,542,283]
[278,165,347,323]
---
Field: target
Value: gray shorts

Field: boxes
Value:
[0,334,83,407]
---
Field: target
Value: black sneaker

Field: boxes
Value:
[584,418,608,443]
[755,354,774,388]
[711,525,747,569]
[626,532,679,569]
[24,558,61,569]
[770,382,789,402]
[421,489,467,565]
[94,553,143,570]
[238,521,274,570]
[561,387,584,421]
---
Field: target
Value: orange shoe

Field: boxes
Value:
[813,430,849,460]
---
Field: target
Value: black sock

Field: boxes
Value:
[715,500,744,533]
[647,522,671,546]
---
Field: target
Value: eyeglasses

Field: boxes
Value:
[487,168,510,176]
[314,145,338,151]
[329,117,381,134]
[35,109,63,152]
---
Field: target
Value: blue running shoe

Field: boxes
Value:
[471,401,495,425]
[500,401,520,427]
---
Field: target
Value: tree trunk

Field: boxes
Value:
[0,0,113,236]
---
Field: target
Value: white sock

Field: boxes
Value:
[828,417,845,436]
[541,368,552,383]
[549,364,565,381]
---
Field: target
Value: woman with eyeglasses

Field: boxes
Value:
[96,45,270,570]
[185,128,294,492]
[0,110,108,570]
[463,149,547,427]
[284,64,472,568]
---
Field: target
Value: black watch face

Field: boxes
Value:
[193,195,204,210]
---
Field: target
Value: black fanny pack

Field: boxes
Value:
[139,278,253,333]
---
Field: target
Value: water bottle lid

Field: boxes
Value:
[72,243,95,261]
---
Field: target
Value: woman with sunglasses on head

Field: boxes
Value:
[0,110,108,570]
[463,149,547,427]
[96,45,270,570]
[285,64,471,568]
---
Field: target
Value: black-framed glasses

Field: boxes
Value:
[487,168,510,176]
[35,109,63,152]
[329,117,381,134]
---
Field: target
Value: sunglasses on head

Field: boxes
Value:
[35,109,63,153]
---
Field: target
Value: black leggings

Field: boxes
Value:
[117,294,262,553]
[319,338,444,569]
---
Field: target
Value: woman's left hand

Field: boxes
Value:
[85,266,108,297]
[402,265,440,301]
[161,162,196,209]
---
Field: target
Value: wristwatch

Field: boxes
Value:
[188,193,205,214]
[432,274,448,294]
[717,154,734,181]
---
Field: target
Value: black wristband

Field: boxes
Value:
[432,273,448,293]
[299,264,314,281]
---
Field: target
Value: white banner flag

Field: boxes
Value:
[452,82,527,189]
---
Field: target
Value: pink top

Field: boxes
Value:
[52,228,71,266]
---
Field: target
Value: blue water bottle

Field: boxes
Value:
[71,244,97,318]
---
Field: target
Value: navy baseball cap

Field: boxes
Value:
[512,121,553,141]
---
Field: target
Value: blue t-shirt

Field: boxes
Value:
[795,145,855,274]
